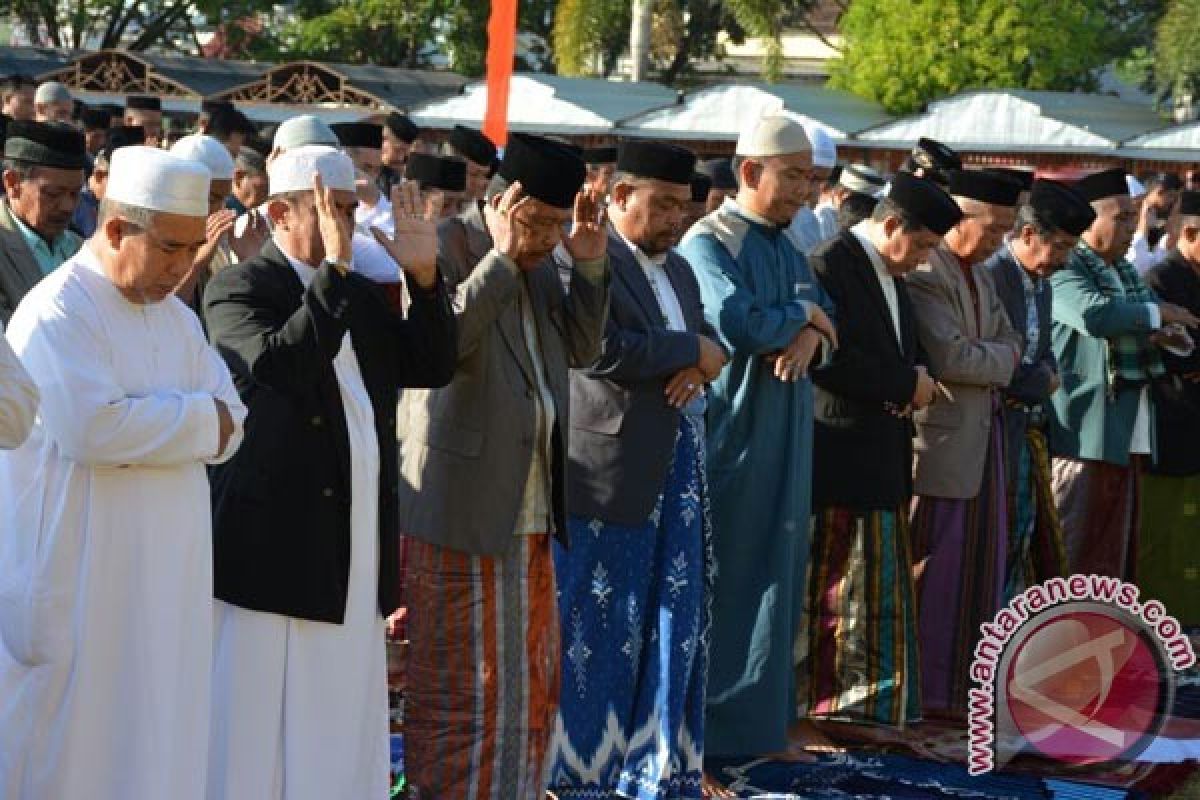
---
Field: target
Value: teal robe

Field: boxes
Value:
[678,200,835,757]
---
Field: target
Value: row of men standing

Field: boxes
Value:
[0,102,1198,800]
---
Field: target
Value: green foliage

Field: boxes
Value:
[830,0,1121,114]
[1154,0,1200,104]
[552,0,632,76]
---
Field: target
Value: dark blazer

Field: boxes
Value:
[808,230,923,510]
[204,241,456,623]
[568,232,721,526]
[0,200,80,325]
[1144,251,1200,476]
[984,244,1058,405]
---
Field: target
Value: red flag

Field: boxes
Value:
[483,0,518,148]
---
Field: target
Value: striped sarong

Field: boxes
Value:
[1004,427,1069,600]
[910,407,1008,717]
[404,534,560,800]
[801,507,921,727]
[1051,456,1142,580]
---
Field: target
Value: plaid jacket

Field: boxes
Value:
[1072,242,1164,392]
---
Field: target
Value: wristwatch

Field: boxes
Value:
[324,258,352,274]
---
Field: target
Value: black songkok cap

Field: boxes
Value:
[405,153,467,192]
[80,107,112,131]
[384,112,419,143]
[1178,190,1200,217]
[125,95,161,112]
[3,120,87,169]
[332,122,383,150]
[902,137,961,185]
[992,166,1035,192]
[1073,168,1129,203]
[447,125,497,167]
[690,172,712,204]
[947,168,1022,207]
[581,145,617,165]
[697,157,737,190]
[1160,172,1184,191]
[1028,180,1096,236]
[886,172,963,236]
[616,140,696,186]
[498,133,586,210]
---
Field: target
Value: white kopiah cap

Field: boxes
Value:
[735,114,812,158]
[106,146,211,218]
[34,81,71,104]
[805,124,837,168]
[268,145,356,196]
[170,134,236,181]
[273,114,339,151]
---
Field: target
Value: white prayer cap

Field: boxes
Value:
[735,114,811,158]
[34,81,71,104]
[106,146,211,218]
[170,134,235,181]
[268,145,355,196]
[805,125,837,168]
[273,115,339,151]
[1126,174,1147,199]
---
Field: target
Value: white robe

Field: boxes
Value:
[206,252,390,800]
[0,327,37,449]
[0,244,246,800]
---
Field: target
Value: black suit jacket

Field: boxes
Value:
[809,231,923,510]
[204,241,456,623]
[983,244,1058,405]
[567,232,721,525]
[1145,252,1200,476]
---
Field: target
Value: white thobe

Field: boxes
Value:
[206,249,389,800]
[0,244,246,800]
[0,326,37,449]
[356,193,395,239]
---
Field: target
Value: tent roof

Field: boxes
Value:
[619,82,892,141]
[411,73,678,133]
[858,89,1166,152]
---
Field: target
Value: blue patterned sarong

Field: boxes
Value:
[546,416,713,800]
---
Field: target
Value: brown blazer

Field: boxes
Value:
[907,244,1021,499]
[0,200,80,325]
[397,228,611,555]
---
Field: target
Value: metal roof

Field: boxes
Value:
[858,89,1166,152]
[619,82,892,141]
[1123,120,1200,152]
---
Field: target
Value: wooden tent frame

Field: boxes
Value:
[210,61,386,109]
[36,49,198,97]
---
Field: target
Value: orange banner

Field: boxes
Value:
[483,0,518,148]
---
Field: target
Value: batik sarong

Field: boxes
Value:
[546,416,713,800]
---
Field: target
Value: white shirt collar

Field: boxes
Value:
[274,235,318,288]
[1005,238,1039,291]
[617,230,667,268]
[849,221,888,278]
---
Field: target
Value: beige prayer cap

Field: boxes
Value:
[106,146,211,218]
[735,114,812,158]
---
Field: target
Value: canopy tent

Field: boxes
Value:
[410,73,678,135]
[857,90,1167,155]
[618,82,893,142]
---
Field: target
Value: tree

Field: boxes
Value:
[830,0,1122,114]
[0,0,270,53]
[1154,0,1200,113]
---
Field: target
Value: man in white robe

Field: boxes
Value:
[0,145,246,800]
[0,327,37,449]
